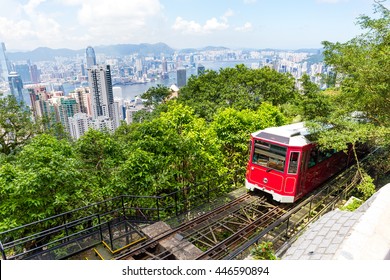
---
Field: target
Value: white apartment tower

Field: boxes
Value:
[87,64,120,129]
[69,113,92,140]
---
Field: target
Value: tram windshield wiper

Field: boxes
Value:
[266,168,274,173]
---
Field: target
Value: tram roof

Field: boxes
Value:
[252,122,311,147]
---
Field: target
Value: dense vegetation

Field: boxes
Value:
[0,2,389,232]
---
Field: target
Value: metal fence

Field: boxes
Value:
[0,168,244,260]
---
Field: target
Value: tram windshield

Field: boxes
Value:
[252,140,287,172]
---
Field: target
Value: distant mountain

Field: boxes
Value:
[7,42,175,62]
[179,46,229,54]
[7,47,84,62]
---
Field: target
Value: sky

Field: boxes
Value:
[0,0,387,51]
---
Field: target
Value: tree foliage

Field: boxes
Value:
[322,2,390,128]
[178,65,298,120]
[210,103,286,172]
[141,84,172,108]
[0,96,36,155]
[316,1,390,198]
[0,134,84,231]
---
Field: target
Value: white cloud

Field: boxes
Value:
[0,0,65,49]
[221,9,234,22]
[172,17,203,34]
[0,0,165,50]
[76,0,164,45]
[172,11,231,35]
[235,22,253,32]
[204,18,229,31]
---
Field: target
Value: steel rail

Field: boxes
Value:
[115,193,256,259]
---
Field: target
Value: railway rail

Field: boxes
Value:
[115,193,260,259]
[116,148,379,260]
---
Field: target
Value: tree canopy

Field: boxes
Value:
[178,64,298,120]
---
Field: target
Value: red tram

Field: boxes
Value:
[245,122,351,203]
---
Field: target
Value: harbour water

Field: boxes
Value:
[63,60,261,101]
[118,60,261,101]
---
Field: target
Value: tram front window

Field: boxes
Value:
[252,140,287,172]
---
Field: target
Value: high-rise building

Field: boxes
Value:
[29,64,40,84]
[197,64,205,76]
[88,64,120,130]
[85,46,97,69]
[71,87,92,117]
[0,42,11,82]
[69,113,91,140]
[177,67,186,88]
[57,97,79,133]
[8,72,24,103]
[14,64,31,84]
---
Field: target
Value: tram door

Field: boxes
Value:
[296,150,309,198]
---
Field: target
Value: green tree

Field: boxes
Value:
[210,104,286,173]
[316,1,390,198]
[298,74,335,121]
[75,129,125,200]
[112,102,226,207]
[141,84,172,108]
[322,2,390,128]
[178,65,298,121]
[0,96,36,155]
[0,134,84,231]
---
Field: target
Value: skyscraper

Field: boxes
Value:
[197,64,205,76]
[29,64,40,84]
[57,97,79,133]
[69,113,91,140]
[177,67,186,88]
[88,64,119,129]
[0,42,11,82]
[14,64,31,84]
[8,72,24,103]
[85,46,97,69]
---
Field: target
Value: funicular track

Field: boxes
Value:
[0,149,380,260]
[117,148,380,260]
[116,193,291,260]
[116,193,271,259]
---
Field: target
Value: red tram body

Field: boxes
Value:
[245,122,351,203]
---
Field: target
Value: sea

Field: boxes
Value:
[62,60,262,101]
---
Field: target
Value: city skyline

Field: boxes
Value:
[0,0,387,52]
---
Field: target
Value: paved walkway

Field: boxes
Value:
[282,183,390,260]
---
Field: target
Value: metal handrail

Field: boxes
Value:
[0,167,245,260]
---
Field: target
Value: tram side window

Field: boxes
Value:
[308,149,318,168]
[308,148,337,168]
[288,152,300,174]
[252,140,286,172]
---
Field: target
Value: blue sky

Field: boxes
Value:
[0,0,386,51]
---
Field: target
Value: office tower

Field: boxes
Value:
[81,63,86,76]
[14,64,31,84]
[177,67,186,88]
[85,46,96,69]
[161,57,169,79]
[57,97,79,133]
[197,64,205,76]
[69,113,91,140]
[8,72,24,103]
[92,116,114,132]
[29,64,40,84]
[135,58,143,78]
[88,64,119,129]
[0,42,11,82]
[71,87,92,117]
